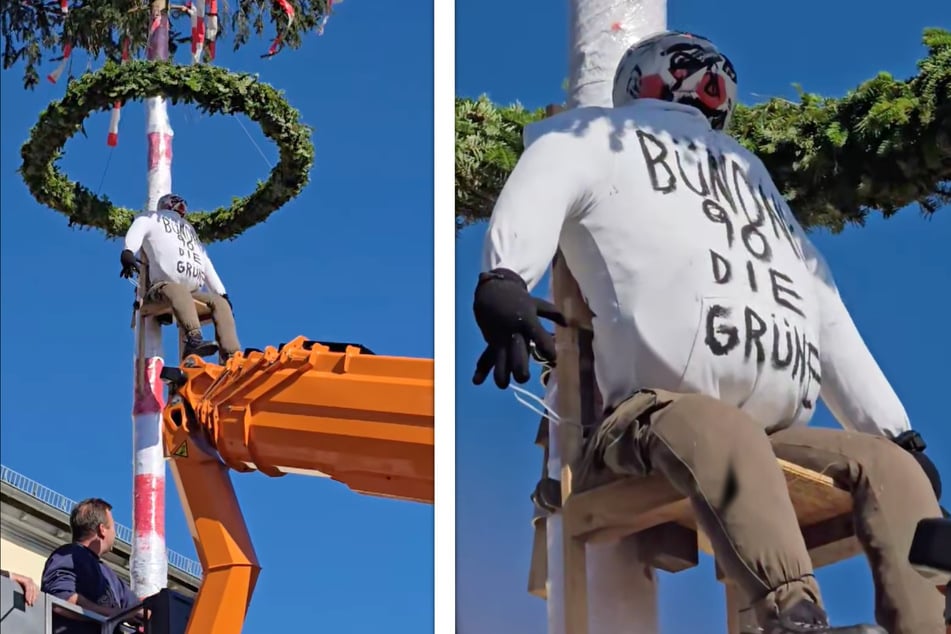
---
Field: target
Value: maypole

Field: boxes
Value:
[129,0,175,597]
[545,2,667,633]
[11,0,325,602]
[567,0,666,109]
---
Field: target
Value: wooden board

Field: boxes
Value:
[139,298,214,325]
[565,459,855,552]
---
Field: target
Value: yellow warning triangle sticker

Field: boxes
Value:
[172,441,188,458]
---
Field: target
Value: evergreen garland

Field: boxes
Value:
[19,60,315,243]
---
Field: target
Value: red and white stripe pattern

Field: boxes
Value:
[47,0,71,83]
[205,0,219,61]
[263,0,295,58]
[185,0,207,64]
[107,39,131,147]
[131,10,173,599]
[132,344,168,597]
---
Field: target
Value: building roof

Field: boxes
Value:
[0,464,201,595]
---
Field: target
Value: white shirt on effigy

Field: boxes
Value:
[123,210,227,295]
[483,99,909,437]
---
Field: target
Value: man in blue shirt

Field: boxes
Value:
[41,498,143,634]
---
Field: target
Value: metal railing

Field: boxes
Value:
[0,464,203,579]
[1,573,160,634]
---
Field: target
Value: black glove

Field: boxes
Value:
[893,430,942,500]
[119,249,139,279]
[472,268,567,389]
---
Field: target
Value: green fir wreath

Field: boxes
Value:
[19,59,315,243]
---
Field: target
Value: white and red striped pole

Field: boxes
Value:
[131,5,174,598]
[544,2,667,633]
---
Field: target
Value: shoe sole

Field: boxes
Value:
[185,343,219,358]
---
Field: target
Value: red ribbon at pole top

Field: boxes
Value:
[263,0,295,58]
[47,0,71,83]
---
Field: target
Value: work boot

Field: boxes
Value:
[748,600,888,634]
[182,330,218,359]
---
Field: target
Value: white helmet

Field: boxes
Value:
[612,31,738,131]
[157,193,188,216]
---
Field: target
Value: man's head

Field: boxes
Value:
[70,498,117,556]
[612,31,738,131]
[157,193,188,217]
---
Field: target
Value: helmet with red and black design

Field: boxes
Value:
[157,193,188,216]
[612,31,738,131]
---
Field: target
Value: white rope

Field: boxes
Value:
[509,383,564,425]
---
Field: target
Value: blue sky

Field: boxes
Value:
[455,1,949,633]
[0,3,433,633]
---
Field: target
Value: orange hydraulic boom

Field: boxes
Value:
[159,336,434,634]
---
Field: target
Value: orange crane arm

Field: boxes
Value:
[159,336,434,634]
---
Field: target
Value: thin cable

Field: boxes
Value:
[233,116,273,169]
[96,149,115,194]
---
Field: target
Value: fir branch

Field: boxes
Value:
[1,0,334,89]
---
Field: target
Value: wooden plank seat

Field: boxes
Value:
[138,297,214,326]
[563,458,859,566]
[532,459,859,601]
[551,425,864,634]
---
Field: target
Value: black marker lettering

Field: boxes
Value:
[675,149,709,197]
[771,318,793,370]
[760,187,804,262]
[791,325,805,384]
[707,151,736,213]
[702,199,734,248]
[710,250,732,284]
[746,260,758,293]
[705,305,739,356]
[807,342,821,384]
[744,306,767,364]
[730,162,772,262]
[769,269,805,317]
[637,130,676,194]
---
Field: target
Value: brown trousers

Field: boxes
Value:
[146,281,241,356]
[587,389,945,634]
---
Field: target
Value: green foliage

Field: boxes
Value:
[455,98,546,232]
[456,28,951,233]
[1,0,333,89]
[19,60,315,242]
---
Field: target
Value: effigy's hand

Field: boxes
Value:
[472,268,566,389]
